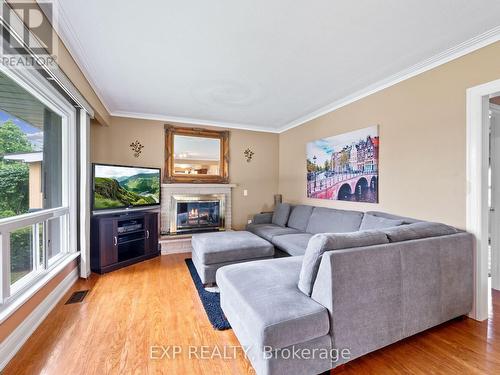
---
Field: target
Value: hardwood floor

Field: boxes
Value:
[4,254,500,374]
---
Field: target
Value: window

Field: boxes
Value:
[0,64,77,305]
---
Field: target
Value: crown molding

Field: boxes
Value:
[50,3,500,134]
[1,0,94,117]
[52,3,277,133]
[277,25,500,133]
[110,110,280,133]
[49,2,113,118]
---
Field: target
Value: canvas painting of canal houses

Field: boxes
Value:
[306,126,379,203]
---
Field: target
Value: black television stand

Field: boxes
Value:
[91,210,160,274]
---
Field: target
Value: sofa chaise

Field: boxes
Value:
[216,204,473,375]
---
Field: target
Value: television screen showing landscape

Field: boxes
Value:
[93,165,160,210]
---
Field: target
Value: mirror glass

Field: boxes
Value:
[173,135,221,175]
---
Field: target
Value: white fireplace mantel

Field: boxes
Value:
[160,183,237,234]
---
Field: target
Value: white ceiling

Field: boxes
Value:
[54,0,500,132]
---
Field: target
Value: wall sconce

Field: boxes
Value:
[244,148,254,162]
[130,140,144,158]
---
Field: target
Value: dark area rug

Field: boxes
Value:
[185,258,231,330]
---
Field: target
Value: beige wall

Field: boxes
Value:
[279,42,500,229]
[91,117,279,229]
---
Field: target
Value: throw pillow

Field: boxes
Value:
[383,222,458,242]
[298,230,389,296]
[359,213,404,230]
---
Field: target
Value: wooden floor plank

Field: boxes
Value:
[3,254,500,374]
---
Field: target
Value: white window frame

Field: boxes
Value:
[0,57,78,321]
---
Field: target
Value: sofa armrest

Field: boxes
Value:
[251,212,273,224]
[310,232,473,364]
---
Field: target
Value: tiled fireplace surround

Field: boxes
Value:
[160,183,236,253]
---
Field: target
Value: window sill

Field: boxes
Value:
[0,252,80,324]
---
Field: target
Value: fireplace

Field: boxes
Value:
[170,194,225,234]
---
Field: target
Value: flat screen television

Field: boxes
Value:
[92,163,161,212]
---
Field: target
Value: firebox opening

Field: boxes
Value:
[176,200,221,234]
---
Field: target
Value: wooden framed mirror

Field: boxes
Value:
[164,125,229,183]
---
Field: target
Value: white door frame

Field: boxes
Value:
[490,103,500,291]
[466,78,500,321]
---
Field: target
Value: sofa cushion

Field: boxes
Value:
[272,203,291,227]
[217,257,330,350]
[382,222,458,243]
[251,212,273,225]
[298,230,389,296]
[246,223,300,241]
[287,205,314,231]
[191,231,274,265]
[359,213,404,230]
[306,207,363,234]
[272,233,313,256]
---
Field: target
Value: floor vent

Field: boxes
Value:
[65,290,89,305]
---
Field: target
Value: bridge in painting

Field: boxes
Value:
[307,172,378,201]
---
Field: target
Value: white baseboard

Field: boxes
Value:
[0,267,79,371]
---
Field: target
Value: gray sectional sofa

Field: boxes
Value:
[245,204,420,256]
[216,204,474,375]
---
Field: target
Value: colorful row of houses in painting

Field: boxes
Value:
[329,135,379,175]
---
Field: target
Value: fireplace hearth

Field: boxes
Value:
[170,194,225,234]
